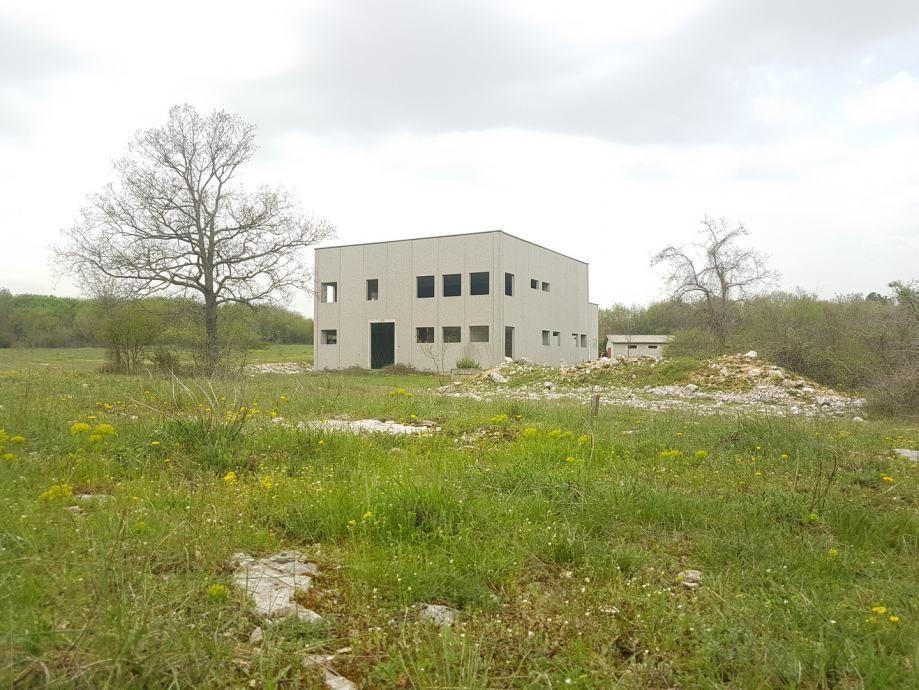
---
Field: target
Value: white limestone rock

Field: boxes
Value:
[231,551,321,622]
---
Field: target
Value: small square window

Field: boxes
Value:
[320,282,337,303]
[366,278,379,300]
[470,272,489,295]
[542,330,550,346]
[469,325,489,342]
[416,327,434,343]
[321,329,337,345]
[580,334,587,348]
[505,273,514,296]
[417,275,434,298]
[443,273,461,297]
[530,279,539,289]
[443,326,461,343]
[541,282,550,292]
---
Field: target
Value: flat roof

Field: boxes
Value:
[315,229,588,265]
[606,334,672,343]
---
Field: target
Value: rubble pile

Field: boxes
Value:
[439,353,865,418]
[245,362,311,375]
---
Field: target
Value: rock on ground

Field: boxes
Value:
[246,362,311,375]
[304,654,358,690]
[677,569,702,590]
[894,448,919,463]
[297,419,440,435]
[417,603,459,626]
[231,551,321,622]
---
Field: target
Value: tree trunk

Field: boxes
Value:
[204,293,219,373]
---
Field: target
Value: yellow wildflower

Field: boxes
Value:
[871,606,887,615]
[362,510,374,520]
[2,452,15,461]
[522,428,538,438]
[577,435,590,445]
[87,434,104,444]
[318,439,325,446]
[39,483,73,501]
[223,471,237,483]
[150,440,161,447]
[93,423,115,436]
[207,583,229,601]
[889,615,901,623]
[70,422,91,435]
[564,456,577,463]
[828,548,839,557]
[259,476,274,489]
[10,435,25,444]
[881,476,893,483]
[780,453,789,460]
[694,450,709,459]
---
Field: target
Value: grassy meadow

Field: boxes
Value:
[0,347,917,688]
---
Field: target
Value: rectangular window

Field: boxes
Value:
[628,344,638,349]
[320,282,337,303]
[530,279,539,289]
[572,333,579,346]
[366,279,379,301]
[541,282,550,292]
[320,329,337,345]
[542,330,550,346]
[417,275,434,298]
[469,271,489,295]
[648,344,658,349]
[580,334,587,348]
[443,326,461,343]
[443,273,461,297]
[469,325,489,342]
[504,272,514,296]
[553,331,560,346]
[416,327,434,343]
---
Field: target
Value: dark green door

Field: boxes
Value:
[370,322,395,369]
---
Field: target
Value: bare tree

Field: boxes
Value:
[56,104,335,371]
[418,338,450,384]
[652,217,778,350]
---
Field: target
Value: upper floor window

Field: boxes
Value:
[530,279,539,289]
[417,275,434,298]
[541,282,551,292]
[443,273,461,297]
[367,279,379,301]
[470,272,489,295]
[505,273,514,296]
[320,282,337,303]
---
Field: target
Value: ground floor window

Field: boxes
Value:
[321,329,337,345]
[580,334,587,348]
[443,326,462,343]
[552,331,560,346]
[469,325,489,342]
[542,330,550,345]
[416,327,434,343]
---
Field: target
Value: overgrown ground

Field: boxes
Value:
[1,348,917,688]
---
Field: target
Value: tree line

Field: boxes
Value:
[0,289,314,350]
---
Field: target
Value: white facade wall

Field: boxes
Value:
[606,335,670,359]
[313,231,597,371]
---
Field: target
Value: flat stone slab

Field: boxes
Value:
[893,448,919,463]
[231,551,321,622]
[417,603,458,626]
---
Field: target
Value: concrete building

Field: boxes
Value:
[605,334,671,359]
[313,230,599,371]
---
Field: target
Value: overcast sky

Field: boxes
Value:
[2,0,918,315]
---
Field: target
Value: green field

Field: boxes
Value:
[0,348,916,688]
